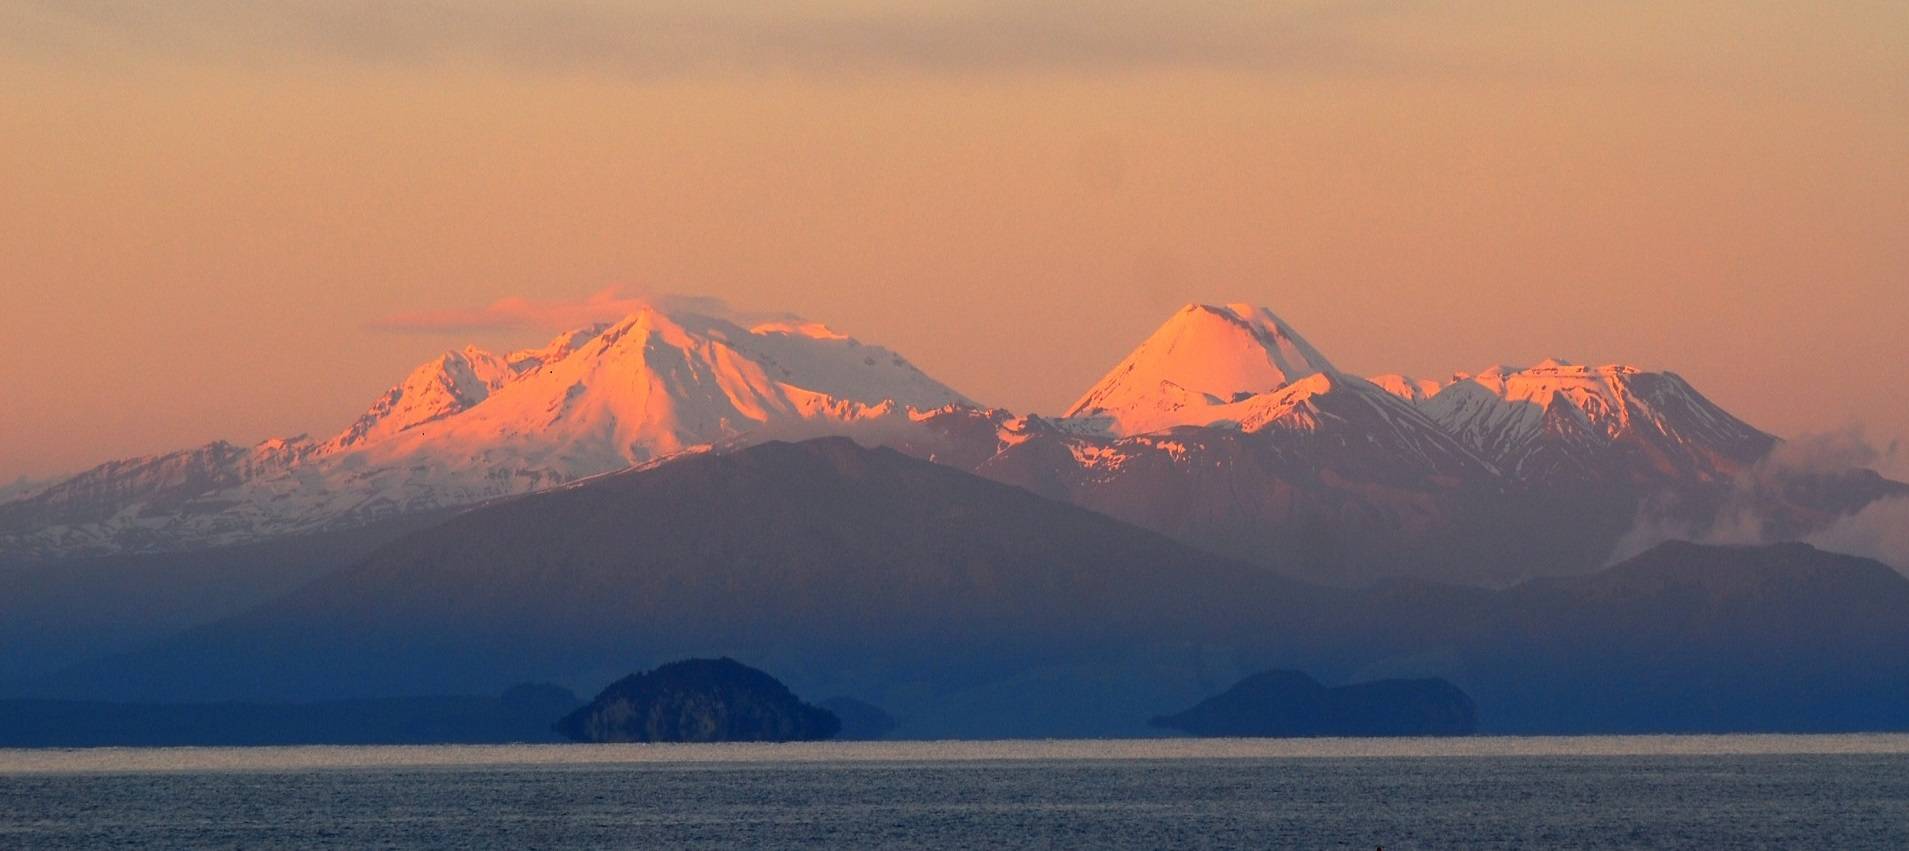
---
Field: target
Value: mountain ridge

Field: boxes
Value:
[3,300,1898,588]
[25,438,1909,737]
[0,305,969,558]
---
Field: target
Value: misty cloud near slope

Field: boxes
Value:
[1757,426,1899,474]
[1608,427,1906,570]
[0,474,59,503]
[1806,497,1909,573]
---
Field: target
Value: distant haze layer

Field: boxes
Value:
[0,3,1904,479]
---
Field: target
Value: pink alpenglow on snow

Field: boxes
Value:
[1064,304,1338,437]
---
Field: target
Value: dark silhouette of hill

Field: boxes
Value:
[1455,541,1909,732]
[0,511,452,686]
[33,438,1321,736]
[822,696,898,740]
[27,439,1909,738]
[557,658,837,743]
[1150,670,1475,737]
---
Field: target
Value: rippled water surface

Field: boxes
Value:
[4,736,1907,849]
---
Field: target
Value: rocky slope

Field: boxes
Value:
[1395,359,1776,485]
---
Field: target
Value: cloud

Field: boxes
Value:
[1606,496,1766,566]
[1607,426,1906,564]
[2,0,1436,79]
[370,286,798,334]
[1758,425,1897,475]
[1884,435,1909,482]
[1807,496,1909,573]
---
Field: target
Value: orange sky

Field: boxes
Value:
[2,2,1905,481]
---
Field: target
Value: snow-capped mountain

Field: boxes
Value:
[0,438,316,555]
[879,306,1508,583]
[4,297,1896,587]
[891,305,1890,584]
[0,305,970,558]
[329,308,966,476]
[1379,360,1776,485]
[1060,304,1490,481]
[1064,303,1338,436]
[322,346,521,453]
[1049,302,1487,490]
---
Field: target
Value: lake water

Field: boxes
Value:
[3,736,1907,849]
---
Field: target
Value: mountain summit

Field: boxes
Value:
[0,304,972,557]
[1064,304,1336,435]
[1393,360,1776,484]
[333,306,970,476]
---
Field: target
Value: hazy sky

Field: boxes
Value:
[2,2,1905,481]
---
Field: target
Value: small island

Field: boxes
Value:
[1150,670,1476,738]
[556,658,840,743]
[819,696,898,740]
